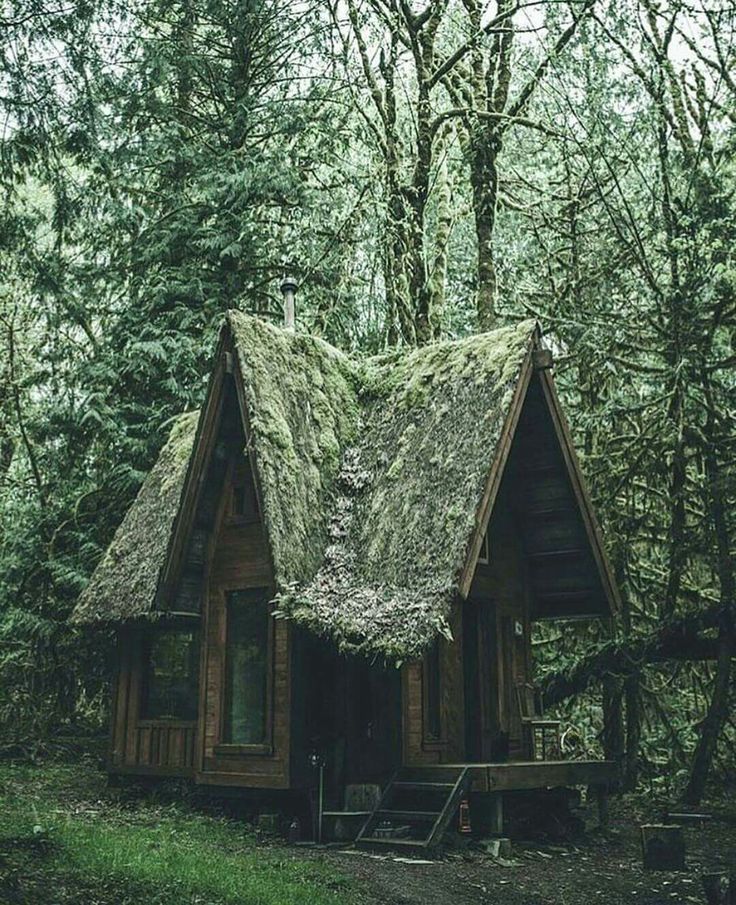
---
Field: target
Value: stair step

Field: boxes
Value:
[358,837,429,850]
[375,809,439,823]
[399,765,466,782]
[355,766,471,856]
[393,781,455,791]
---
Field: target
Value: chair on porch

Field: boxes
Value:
[515,682,562,761]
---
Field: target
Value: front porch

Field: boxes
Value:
[457,758,617,793]
[349,758,617,854]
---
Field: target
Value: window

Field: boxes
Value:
[228,463,259,522]
[423,639,442,742]
[223,589,271,746]
[141,628,200,721]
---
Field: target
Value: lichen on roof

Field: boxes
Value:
[72,411,199,624]
[278,321,536,659]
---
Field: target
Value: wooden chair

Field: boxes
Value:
[515,682,562,762]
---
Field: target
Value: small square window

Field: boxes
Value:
[228,472,258,522]
[141,628,200,720]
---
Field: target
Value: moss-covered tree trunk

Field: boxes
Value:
[408,90,433,345]
[470,131,501,331]
[428,142,452,340]
[684,381,735,805]
[384,179,415,346]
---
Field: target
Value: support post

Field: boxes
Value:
[489,792,504,836]
[595,784,609,830]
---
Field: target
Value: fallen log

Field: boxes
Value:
[541,603,733,707]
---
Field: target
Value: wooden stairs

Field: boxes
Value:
[355,766,471,855]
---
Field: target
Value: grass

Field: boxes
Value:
[0,761,352,904]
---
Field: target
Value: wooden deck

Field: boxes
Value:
[432,759,617,793]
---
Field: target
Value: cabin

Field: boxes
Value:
[73,311,620,852]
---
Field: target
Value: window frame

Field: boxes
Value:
[139,623,201,724]
[421,637,446,749]
[215,586,275,757]
[224,459,260,527]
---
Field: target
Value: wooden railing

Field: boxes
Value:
[135,721,197,770]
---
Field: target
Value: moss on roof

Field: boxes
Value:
[278,322,536,659]
[72,411,199,624]
[73,315,537,660]
[227,311,361,588]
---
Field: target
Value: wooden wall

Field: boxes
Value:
[401,472,533,766]
[108,628,199,776]
[402,603,465,766]
[197,509,291,788]
[108,371,291,788]
[469,479,533,760]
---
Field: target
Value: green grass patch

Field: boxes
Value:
[0,762,351,904]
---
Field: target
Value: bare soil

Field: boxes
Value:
[294,792,736,905]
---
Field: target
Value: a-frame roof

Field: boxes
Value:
[73,311,619,659]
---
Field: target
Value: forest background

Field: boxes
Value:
[0,0,734,806]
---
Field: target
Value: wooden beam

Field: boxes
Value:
[485,759,618,791]
[157,326,229,610]
[458,341,536,598]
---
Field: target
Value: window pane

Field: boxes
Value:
[424,640,442,740]
[224,590,270,745]
[142,628,199,720]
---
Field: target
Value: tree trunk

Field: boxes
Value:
[684,627,734,805]
[428,144,452,340]
[470,129,501,331]
[541,601,729,708]
[384,180,415,345]
[683,385,735,805]
[623,674,642,791]
[602,675,625,769]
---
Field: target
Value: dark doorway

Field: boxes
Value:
[302,635,402,806]
[464,598,506,762]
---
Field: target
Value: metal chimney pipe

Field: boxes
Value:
[280,275,298,330]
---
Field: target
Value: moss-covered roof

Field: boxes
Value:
[73,314,537,659]
[279,321,536,659]
[72,411,199,624]
[228,310,361,589]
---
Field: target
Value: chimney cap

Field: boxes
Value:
[280,275,299,294]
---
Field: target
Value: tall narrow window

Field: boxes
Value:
[223,589,271,746]
[228,461,259,523]
[423,639,442,742]
[141,627,200,721]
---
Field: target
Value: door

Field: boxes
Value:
[464,597,506,761]
[344,657,402,784]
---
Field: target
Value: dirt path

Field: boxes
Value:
[4,762,734,905]
[294,793,736,905]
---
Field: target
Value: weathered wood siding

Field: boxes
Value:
[469,481,533,760]
[109,371,291,788]
[197,462,291,789]
[109,629,199,776]
[403,603,465,765]
[401,467,534,765]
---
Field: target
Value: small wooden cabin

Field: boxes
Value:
[74,313,620,848]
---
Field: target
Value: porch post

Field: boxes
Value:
[595,784,609,830]
[489,792,504,835]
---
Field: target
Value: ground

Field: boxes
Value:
[1,761,735,905]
